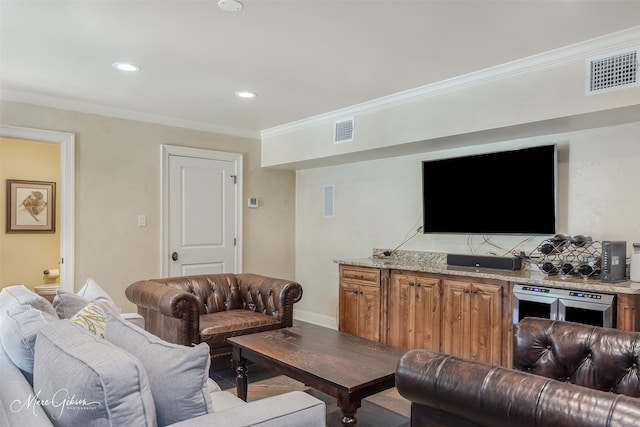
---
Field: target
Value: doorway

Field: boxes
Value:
[161,145,242,277]
[0,125,75,291]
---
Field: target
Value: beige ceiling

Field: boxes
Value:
[1,0,639,137]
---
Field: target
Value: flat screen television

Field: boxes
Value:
[422,144,557,235]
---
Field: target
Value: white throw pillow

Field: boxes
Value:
[105,314,213,426]
[70,302,108,339]
[77,278,120,315]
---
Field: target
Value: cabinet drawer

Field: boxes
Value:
[340,266,380,285]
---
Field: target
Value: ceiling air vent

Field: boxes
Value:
[334,118,354,144]
[586,46,639,95]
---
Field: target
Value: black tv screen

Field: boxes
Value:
[422,145,557,235]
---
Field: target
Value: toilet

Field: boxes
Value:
[34,284,59,303]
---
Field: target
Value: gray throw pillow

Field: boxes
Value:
[0,285,57,325]
[105,314,213,426]
[53,278,119,318]
[0,304,58,384]
[33,320,156,427]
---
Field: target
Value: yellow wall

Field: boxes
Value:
[0,137,61,290]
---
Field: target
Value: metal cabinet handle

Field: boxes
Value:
[171,252,179,261]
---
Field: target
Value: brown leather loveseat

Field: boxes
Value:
[126,273,303,370]
[396,317,640,426]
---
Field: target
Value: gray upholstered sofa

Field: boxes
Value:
[0,284,325,427]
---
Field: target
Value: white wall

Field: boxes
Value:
[294,122,640,328]
[0,101,296,312]
[262,28,640,169]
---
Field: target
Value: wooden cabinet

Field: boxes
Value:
[338,266,383,341]
[338,261,640,369]
[387,272,440,351]
[442,279,504,366]
[617,294,640,331]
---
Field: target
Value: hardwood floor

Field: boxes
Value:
[210,322,411,427]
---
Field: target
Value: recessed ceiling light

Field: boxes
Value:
[218,0,243,12]
[112,62,141,72]
[235,91,257,99]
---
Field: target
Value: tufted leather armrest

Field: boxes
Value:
[396,349,640,427]
[125,280,201,346]
[514,317,640,396]
[236,273,303,327]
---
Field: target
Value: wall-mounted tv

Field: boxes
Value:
[422,144,557,235]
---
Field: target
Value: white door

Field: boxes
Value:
[162,145,242,277]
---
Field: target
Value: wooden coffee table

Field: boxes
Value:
[228,322,406,426]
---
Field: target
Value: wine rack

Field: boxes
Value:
[530,235,601,279]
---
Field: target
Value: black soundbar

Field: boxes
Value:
[447,253,522,271]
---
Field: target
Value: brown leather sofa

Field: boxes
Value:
[396,317,640,426]
[125,273,303,370]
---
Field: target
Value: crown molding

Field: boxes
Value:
[0,89,261,140]
[2,26,637,141]
[261,26,640,139]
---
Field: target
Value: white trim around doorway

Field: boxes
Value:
[160,144,243,277]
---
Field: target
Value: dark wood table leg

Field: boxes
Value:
[341,412,357,426]
[233,348,249,401]
[338,393,360,426]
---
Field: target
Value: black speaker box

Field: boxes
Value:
[601,240,626,283]
[447,253,522,271]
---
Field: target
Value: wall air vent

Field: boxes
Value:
[586,46,639,95]
[334,118,354,144]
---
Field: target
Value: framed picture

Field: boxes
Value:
[6,179,56,233]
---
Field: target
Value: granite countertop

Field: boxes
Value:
[335,250,640,295]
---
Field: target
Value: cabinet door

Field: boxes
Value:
[358,285,381,342]
[442,280,472,360]
[339,282,360,336]
[387,274,414,349]
[338,266,382,341]
[414,277,441,351]
[469,283,502,365]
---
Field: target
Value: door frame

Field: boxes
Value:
[0,125,75,292]
[160,144,243,277]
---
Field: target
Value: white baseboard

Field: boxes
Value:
[294,309,337,330]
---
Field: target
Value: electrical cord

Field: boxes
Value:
[377,215,423,258]
[468,234,535,258]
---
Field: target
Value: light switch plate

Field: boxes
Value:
[248,197,259,208]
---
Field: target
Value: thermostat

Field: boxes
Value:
[248,197,259,208]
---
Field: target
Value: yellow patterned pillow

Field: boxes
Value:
[70,301,107,338]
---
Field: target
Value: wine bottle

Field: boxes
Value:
[540,234,572,255]
[572,235,593,248]
[577,264,594,277]
[540,243,555,255]
[561,263,575,275]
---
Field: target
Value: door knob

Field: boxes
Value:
[171,252,179,261]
